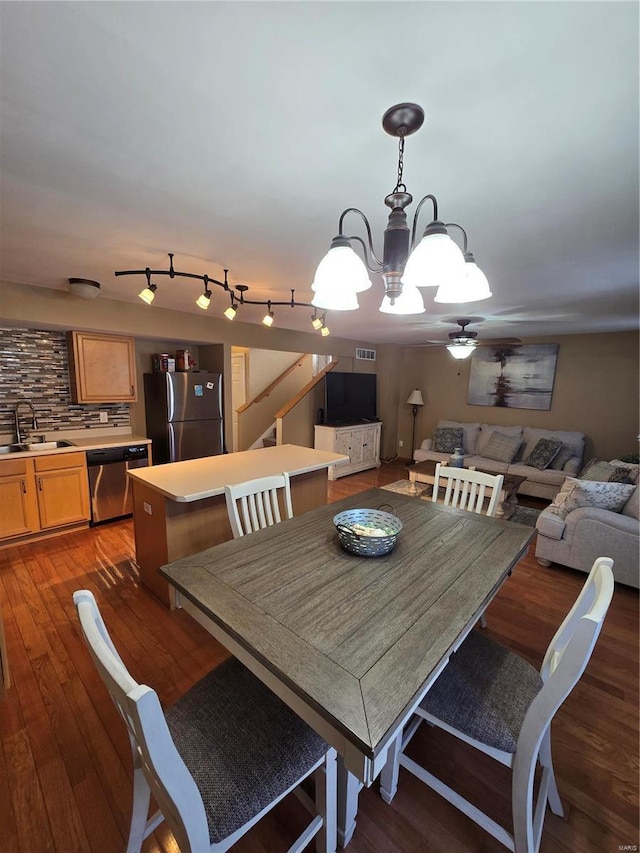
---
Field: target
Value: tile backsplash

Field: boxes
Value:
[0,327,131,435]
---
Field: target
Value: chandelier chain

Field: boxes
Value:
[394,136,406,193]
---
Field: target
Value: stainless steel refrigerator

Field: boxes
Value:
[143,372,224,464]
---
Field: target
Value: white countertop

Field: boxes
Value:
[0,434,151,460]
[127,444,349,503]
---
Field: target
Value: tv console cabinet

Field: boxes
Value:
[314,422,382,480]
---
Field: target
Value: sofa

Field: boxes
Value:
[535,467,639,589]
[414,420,585,500]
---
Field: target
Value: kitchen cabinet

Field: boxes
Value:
[0,458,39,539]
[34,452,90,529]
[0,452,90,543]
[67,331,137,403]
[314,422,382,480]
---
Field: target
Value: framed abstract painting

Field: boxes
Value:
[468,344,559,410]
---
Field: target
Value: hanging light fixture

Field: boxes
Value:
[444,320,479,359]
[320,313,330,336]
[224,298,238,320]
[196,275,212,310]
[379,282,424,315]
[138,268,157,304]
[311,311,323,330]
[262,301,274,327]
[312,103,490,312]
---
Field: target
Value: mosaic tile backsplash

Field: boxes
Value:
[0,328,131,435]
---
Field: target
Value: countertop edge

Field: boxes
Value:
[0,435,151,460]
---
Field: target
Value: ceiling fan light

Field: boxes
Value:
[138,284,157,304]
[311,287,359,311]
[379,283,425,315]
[402,232,466,289]
[312,244,372,294]
[446,341,477,359]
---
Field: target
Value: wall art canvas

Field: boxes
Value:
[467,344,559,410]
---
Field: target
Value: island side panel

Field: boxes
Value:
[132,479,169,605]
[289,469,328,515]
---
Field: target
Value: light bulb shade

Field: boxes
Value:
[406,389,424,406]
[196,292,211,310]
[224,305,237,320]
[138,286,156,305]
[68,278,101,299]
[312,244,372,295]
[320,325,330,337]
[262,312,274,327]
[401,232,466,289]
[446,341,477,359]
[434,261,492,303]
[379,283,425,315]
[311,316,323,330]
[311,288,359,311]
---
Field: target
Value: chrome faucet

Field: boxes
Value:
[14,400,38,444]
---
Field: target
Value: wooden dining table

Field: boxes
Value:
[160,487,534,847]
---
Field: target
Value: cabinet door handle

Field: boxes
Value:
[131,385,134,396]
[38,478,42,491]
[21,479,26,494]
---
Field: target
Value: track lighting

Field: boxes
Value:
[262,302,274,327]
[138,269,157,304]
[311,311,323,331]
[196,276,212,310]
[224,301,237,320]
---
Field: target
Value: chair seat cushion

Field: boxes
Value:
[166,657,328,843]
[420,631,543,753]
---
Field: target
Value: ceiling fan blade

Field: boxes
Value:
[477,337,522,346]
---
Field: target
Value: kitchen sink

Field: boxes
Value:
[0,440,75,454]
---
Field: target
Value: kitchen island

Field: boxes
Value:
[128,444,348,606]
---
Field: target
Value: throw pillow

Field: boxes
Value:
[482,431,522,463]
[609,459,640,485]
[622,487,639,520]
[549,444,575,471]
[579,459,633,483]
[523,438,563,470]
[550,477,635,520]
[433,426,464,455]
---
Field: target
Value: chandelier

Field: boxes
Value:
[311,103,492,315]
[114,253,331,335]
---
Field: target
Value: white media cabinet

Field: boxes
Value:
[314,422,382,480]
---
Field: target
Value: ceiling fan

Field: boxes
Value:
[425,319,522,360]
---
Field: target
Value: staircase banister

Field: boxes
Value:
[274,361,337,420]
[237,354,311,414]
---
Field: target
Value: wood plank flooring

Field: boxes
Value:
[0,461,637,852]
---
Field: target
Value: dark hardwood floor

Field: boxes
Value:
[0,461,637,852]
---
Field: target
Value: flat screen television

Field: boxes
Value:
[324,372,377,425]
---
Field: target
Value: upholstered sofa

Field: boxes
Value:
[535,479,639,589]
[414,420,585,500]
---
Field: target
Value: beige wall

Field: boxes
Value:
[394,332,639,462]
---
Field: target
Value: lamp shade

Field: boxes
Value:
[379,283,425,315]
[434,260,492,303]
[406,389,424,406]
[401,232,466,290]
[446,341,477,359]
[312,244,372,296]
[311,287,359,311]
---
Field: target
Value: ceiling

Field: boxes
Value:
[0,2,638,346]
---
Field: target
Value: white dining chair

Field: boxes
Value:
[432,462,504,517]
[73,589,337,853]
[224,472,293,538]
[379,556,614,853]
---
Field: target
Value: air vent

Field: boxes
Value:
[356,348,376,361]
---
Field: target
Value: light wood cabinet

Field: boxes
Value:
[314,422,382,480]
[0,452,90,542]
[67,331,137,403]
[34,453,90,529]
[0,458,39,539]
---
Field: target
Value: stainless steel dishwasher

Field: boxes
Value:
[86,444,149,524]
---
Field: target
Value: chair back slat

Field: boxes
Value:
[433,463,504,517]
[225,473,293,538]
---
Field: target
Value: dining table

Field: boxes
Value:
[160,487,534,847]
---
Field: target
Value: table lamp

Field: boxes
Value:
[406,389,424,465]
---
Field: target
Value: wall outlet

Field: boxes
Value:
[99,411,108,423]
[398,439,404,448]
[143,502,152,515]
